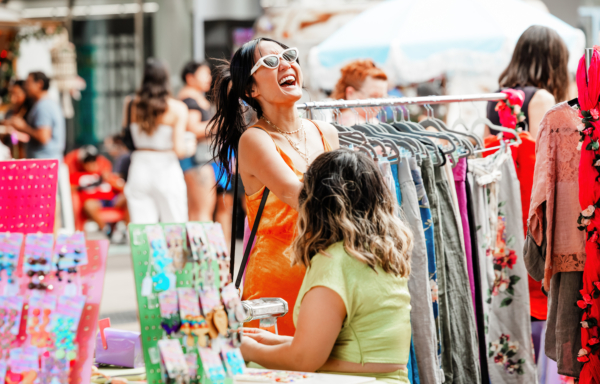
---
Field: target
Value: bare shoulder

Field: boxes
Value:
[239,125,274,152]
[167,97,187,113]
[530,89,556,108]
[310,119,339,148]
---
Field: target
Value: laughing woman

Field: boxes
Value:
[210,38,339,336]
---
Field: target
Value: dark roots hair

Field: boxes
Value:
[208,37,292,187]
[288,149,412,277]
[499,25,570,103]
[136,59,170,134]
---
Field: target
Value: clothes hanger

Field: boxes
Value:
[418,104,467,161]
[421,104,476,157]
[451,102,485,149]
[469,102,522,148]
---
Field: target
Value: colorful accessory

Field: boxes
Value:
[249,47,299,75]
[263,115,309,166]
[157,339,190,383]
[158,290,181,335]
[495,89,526,130]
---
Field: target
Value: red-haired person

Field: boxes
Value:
[331,59,388,126]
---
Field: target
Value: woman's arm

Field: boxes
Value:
[527,89,556,140]
[240,287,346,372]
[170,99,189,159]
[238,128,304,210]
[187,109,210,140]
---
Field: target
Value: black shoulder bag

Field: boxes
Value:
[230,160,270,289]
[121,98,136,151]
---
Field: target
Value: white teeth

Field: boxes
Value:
[279,75,296,85]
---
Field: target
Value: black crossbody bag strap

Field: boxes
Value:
[229,159,270,289]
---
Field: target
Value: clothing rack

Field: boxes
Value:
[296,92,508,111]
[296,92,514,383]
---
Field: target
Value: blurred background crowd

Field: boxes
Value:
[0,0,593,245]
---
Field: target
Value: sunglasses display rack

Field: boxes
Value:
[129,222,246,384]
[0,159,108,384]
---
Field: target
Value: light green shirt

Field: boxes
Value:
[293,242,412,366]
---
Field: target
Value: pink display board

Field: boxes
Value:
[3,239,108,384]
[0,159,58,234]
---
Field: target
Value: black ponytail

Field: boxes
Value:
[209,37,291,187]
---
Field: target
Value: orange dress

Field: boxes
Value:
[242,122,333,336]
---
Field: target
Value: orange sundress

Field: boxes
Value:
[242,121,333,336]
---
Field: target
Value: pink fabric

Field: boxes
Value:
[452,158,476,313]
[497,89,526,129]
[528,102,586,291]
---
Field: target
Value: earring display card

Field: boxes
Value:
[23,233,54,275]
[53,232,88,270]
[0,233,24,283]
[129,223,235,384]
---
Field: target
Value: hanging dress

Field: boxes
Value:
[242,121,333,336]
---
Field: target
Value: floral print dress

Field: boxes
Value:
[469,148,537,383]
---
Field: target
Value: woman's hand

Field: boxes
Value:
[242,327,289,346]
[240,332,262,362]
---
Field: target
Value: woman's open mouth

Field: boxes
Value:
[279,75,297,89]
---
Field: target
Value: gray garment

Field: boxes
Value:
[26,97,65,159]
[469,152,537,383]
[399,159,441,384]
[545,272,583,377]
[435,165,481,384]
[421,157,452,382]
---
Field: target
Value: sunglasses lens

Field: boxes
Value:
[282,49,298,62]
[263,56,279,68]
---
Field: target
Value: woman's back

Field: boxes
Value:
[295,242,411,365]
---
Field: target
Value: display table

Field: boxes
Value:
[235,368,376,383]
[93,367,376,384]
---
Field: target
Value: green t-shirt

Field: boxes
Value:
[293,242,412,366]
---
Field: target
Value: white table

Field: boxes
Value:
[235,368,377,383]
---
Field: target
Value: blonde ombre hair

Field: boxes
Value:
[288,149,412,277]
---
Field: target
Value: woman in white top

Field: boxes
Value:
[123,59,189,223]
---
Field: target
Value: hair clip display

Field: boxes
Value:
[198,346,226,383]
[158,290,181,335]
[177,288,207,347]
[53,233,87,284]
[48,295,86,361]
[27,294,56,348]
[157,339,190,384]
[165,225,186,271]
[221,283,247,331]
[146,226,175,293]
[220,343,246,376]
[23,234,54,276]
[202,223,231,286]
[0,297,24,358]
[0,233,23,289]
[8,347,39,379]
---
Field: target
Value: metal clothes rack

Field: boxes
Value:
[296,92,510,384]
[296,92,508,111]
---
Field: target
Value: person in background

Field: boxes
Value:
[8,71,65,160]
[1,80,32,158]
[104,134,131,182]
[178,61,218,222]
[66,145,128,233]
[5,80,33,120]
[241,149,413,384]
[123,59,189,224]
[330,59,388,126]
[485,25,570,352]
[486,25,570,139]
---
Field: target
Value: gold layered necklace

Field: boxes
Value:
[262,115,309,166]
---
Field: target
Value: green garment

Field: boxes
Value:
[293,242,411,383]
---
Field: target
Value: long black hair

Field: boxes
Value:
[136,59,170,134]
[209,37,293,186]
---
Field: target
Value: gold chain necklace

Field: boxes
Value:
[262,116,309,166]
